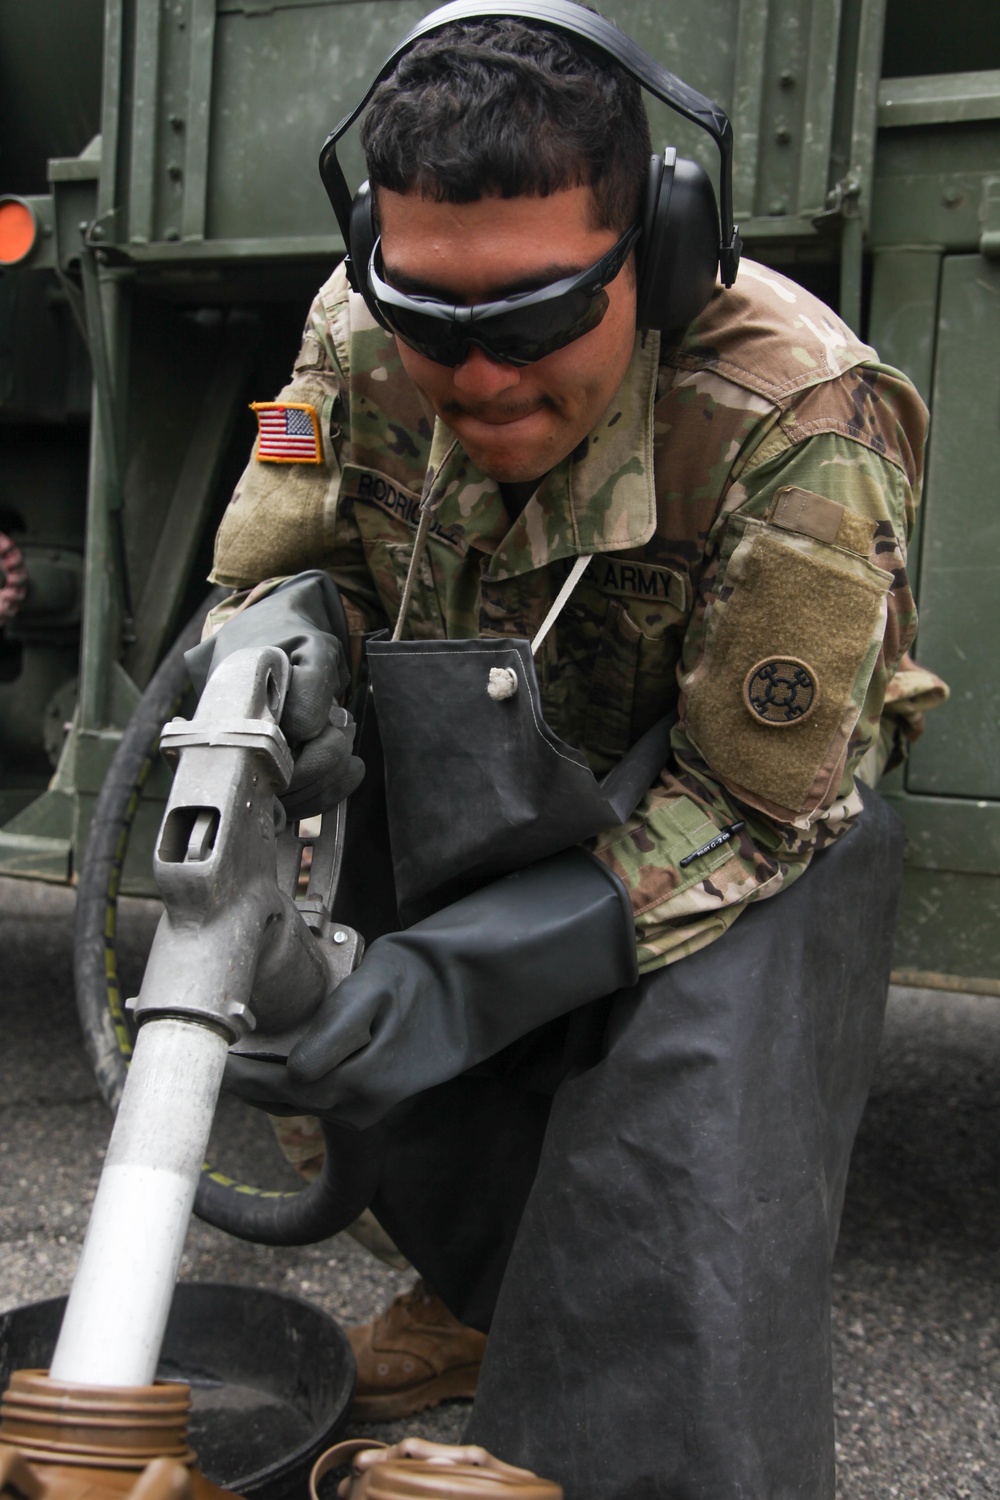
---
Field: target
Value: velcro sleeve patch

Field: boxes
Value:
[770,485,842,542]
[252,401,323,464]
[769,486,877,558]
[213,452,335,586]
[683,522,891,815]
[835,509,879,557]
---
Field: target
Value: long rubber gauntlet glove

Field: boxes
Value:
[225,847,638,1129]
[185,571,363,819]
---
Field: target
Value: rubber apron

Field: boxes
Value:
[363,537,675,926]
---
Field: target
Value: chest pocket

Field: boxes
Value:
[552,556,690,765]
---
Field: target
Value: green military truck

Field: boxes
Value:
[1,0,998,996]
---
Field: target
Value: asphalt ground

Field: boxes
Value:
[0,875,997,1496]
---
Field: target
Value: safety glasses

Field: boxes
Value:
[366,222,641,367]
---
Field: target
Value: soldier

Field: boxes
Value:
[191,4,944,1496]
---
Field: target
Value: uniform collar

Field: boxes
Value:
[421,328,661,580]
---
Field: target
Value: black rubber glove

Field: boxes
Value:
[225,847,639,1129]
[185,571,364,819]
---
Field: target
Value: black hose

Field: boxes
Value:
[194,1119,386,1246]
[74,590,382,1246]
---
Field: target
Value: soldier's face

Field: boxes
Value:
[376,184,638,485]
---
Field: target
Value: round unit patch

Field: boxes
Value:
[743,657,819,727]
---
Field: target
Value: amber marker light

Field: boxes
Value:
[0,197,38,265]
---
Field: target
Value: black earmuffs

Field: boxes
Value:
[319,0,742,335]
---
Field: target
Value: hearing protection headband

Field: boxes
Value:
[318,0,741,296]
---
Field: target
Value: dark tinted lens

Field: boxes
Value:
[377,304,469,366]
[381,287,610,368]
[476,289,610,364]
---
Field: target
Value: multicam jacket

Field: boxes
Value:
[211,258,931,972]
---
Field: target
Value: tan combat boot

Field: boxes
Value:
[347,1281,488,1420]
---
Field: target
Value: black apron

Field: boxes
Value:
[369,782,905,1500]
[363,632,675,925]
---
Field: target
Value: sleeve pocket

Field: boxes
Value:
[681,519,891,819]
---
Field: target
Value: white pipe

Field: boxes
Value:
[50,1017,229,1387]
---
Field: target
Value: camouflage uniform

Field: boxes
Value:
[212,256,934,972]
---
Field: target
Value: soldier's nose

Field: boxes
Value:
[451,345,522,399]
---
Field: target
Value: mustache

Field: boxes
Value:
[441,396,554,422]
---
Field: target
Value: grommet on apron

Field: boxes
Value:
[487,667,518,700]
[363,491,676,924]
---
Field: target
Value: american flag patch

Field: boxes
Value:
[251,402,322,463]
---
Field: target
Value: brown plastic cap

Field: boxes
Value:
[311,1440,562,1500]
[0,1373,194,1470]
[367,1461,562,1500]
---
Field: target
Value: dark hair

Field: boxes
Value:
[359,18,652,234]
